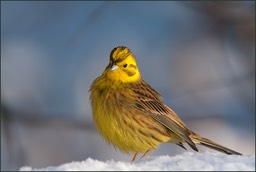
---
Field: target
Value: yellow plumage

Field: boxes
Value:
[89,46,241,160]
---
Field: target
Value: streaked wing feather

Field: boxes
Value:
[132,80,198,151]
[146,110,197,151]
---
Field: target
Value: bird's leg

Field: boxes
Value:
[132,152,139,161]
[140,149,152,160]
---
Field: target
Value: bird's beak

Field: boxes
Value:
[110,64,119,71]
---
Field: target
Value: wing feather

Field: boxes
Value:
[131,80,198,151]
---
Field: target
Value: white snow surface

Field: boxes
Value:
[20,152,255,171]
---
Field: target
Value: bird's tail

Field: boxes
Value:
[190,132,242,155]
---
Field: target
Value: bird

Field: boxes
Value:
[89,46,242,161]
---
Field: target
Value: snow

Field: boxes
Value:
[20,152,255,171]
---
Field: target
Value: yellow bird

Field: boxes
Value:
[89,46,242,161]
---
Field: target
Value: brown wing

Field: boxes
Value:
[131,80,198,151]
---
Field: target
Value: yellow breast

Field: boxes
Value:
[89,77,170,153]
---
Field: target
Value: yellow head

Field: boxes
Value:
[104,46,141,83]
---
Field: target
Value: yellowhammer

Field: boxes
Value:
[89,46,241,161]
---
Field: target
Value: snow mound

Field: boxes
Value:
[20,152,255,171]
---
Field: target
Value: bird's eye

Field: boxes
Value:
[123,64,128,68]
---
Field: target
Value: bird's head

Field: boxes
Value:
[104,46,141,83]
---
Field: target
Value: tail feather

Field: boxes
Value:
[190,134,242,155]
[176,142,187,150]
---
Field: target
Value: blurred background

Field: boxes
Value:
[1,1,255,170]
